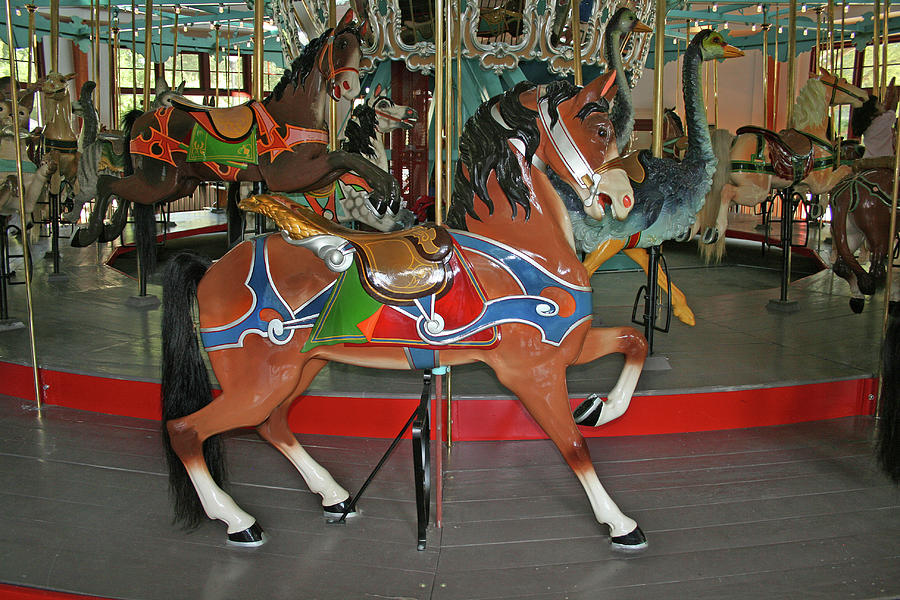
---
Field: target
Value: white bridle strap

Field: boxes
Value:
[536,87,601,196]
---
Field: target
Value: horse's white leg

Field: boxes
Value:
[256,359,351,512]
[572,326,647,427]
[491,358,644,548]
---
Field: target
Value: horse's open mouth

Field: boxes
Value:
[596,193,612,219]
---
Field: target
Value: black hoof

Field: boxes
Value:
[324,499,358,521]
[611,526,648,553]
[70,229,91,247]
[849,297,865,314]
[573,394,604,427]
[226,522,266,547]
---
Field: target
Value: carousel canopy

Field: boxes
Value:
[0,1,895,74]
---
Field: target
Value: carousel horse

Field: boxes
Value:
[696,69,867,263]
[39,72,79,192]
[227,84,417,237]
[564,24,741,330]
[0,83,58,229]
[661,107,687,160]
[160,72,648,552]
[64,79,186,224]
[828,167,898,313]
[71,11,396,250]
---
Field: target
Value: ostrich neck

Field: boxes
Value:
[606,28,632,153]
[682,45,713,162]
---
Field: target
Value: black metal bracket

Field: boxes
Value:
[334,369,433,550]
[631,245,672,354]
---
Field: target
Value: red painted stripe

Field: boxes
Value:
[0,361,876,440]
[0,583,114,600]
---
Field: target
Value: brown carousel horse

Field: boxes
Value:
[70,11,396,249]
[829,167,898,313]
[160,72,648,552]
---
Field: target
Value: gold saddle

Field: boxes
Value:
[170,97,256,141]
[240,194,455,304]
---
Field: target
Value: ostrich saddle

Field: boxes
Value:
[736,125,814,185]
[239,193,456,304]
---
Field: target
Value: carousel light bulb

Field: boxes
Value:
[15,7,20,15]
[694,20,699,27]
[712,2,718,11]
[183,24,188,32]
[175,6,180,14]
[802,3,807,11]
[219,3,225,13]
[723,21,729,29]
[850,31,855,38]
[803,27,808,35]
[778,25,783,33]
[752,24,757,31]
[844,4,849,11]
[757,3,762,12]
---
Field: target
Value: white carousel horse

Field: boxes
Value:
[695,69,867,262]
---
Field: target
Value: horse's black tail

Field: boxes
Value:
[133,202,157,275]
[121,109,142,177]
[877,303,900,483]
[161,252,227,528]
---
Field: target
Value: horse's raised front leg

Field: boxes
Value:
[256,358,354,517]
[571,326,647,427]
[623,248,696,326]
[491,356,646,551]
[325,151,401,215]
[583,239,626,276]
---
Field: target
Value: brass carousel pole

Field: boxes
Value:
[874,0,882,96]
[93,0,101,86]
[5,0,43,415]
[651,0,665,158]
[434,0,444,224]
[172,8,179,86]
[109,0,118,127]
[131,0,136,109]
[763,23,770,128]
[214,24,221,107]
[838,0,845,137]
[880,61,900,420]
[26,4,35,84]
[50,0,59,72]
[786,0,797,128]
[327,0,336,150]
[827,0,834,72]
[774,10,779,127]
[143,0,153,110]
[572,0,581,85]
[882,0,891,98]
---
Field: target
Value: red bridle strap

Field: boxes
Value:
[318,33,360,84]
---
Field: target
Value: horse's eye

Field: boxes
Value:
[597,126,608,138]
[339,39,348,49]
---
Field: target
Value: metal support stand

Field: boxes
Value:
[0,219,25,331]
[631,245,672,369]
[253,181,267,235]
[767,187,801,313]
[127,203,160,309]
[333,370,433,550]
[45,191,68,281]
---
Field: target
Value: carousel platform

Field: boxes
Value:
[0,211,897,600]
[0,209,882,440]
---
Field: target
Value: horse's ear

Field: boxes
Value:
[339,8,355,29]
[574,71,618,107]
[359,19,370,37]
[373,83,382,97]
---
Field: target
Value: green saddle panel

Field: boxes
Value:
[186,124,258,167]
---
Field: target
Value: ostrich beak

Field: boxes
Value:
[722,43,744,59]
[632,20,652,34]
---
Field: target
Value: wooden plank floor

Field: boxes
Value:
[1,395,898,599]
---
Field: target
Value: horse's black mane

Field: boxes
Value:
[449,80,581,229]
[342,101,377,157]
[664,107,684,137]
[264,26,361,105]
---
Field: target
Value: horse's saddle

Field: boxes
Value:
[240,194,455,304]
[170,97,256,141]
[737,126,814,184]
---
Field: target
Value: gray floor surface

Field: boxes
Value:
[1,396,898,599]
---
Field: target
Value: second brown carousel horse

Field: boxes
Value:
[70,11,396,248]
[160,72,649,552]
[829,167,898,313]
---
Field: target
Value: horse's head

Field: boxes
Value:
[536,72,635,223]
[319,10,363,102]
[368,84,417,133]
[815,68,867,108]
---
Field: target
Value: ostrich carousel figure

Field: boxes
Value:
[559,19,743,344]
